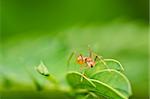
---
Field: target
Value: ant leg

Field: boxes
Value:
[67,51,76,70]
[80,72,84,82]
[80,65,84,70]
[80,63,89,71]
[94,54,111,71]
[79,65,84,82]
[88,46,93,58]
[80,68,87,82]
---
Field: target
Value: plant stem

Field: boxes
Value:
[46,75,59,88]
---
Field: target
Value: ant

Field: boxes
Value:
[67,48,109,70]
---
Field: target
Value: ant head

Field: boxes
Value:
[77,54,85,64]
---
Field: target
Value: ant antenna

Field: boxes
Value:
[88,45,93,58]
[67,51,75,70]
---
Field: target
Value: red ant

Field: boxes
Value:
[77,54,95,68]
[67,48,109,70]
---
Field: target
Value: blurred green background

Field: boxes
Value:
[0,0,149,98]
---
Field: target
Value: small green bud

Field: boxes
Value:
[35,61,49,76]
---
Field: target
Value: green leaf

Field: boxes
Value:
[91,69,132,98]
[90,79,127,99]
[84,64,106,77]
[66,71,130,99]
[104,59,124,71]
[66,71,96,89]
[84,59,124,77]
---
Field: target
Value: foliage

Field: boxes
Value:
[36,57,132,99]
[0,22,148,98]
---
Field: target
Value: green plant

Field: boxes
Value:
[35,56,132,99]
